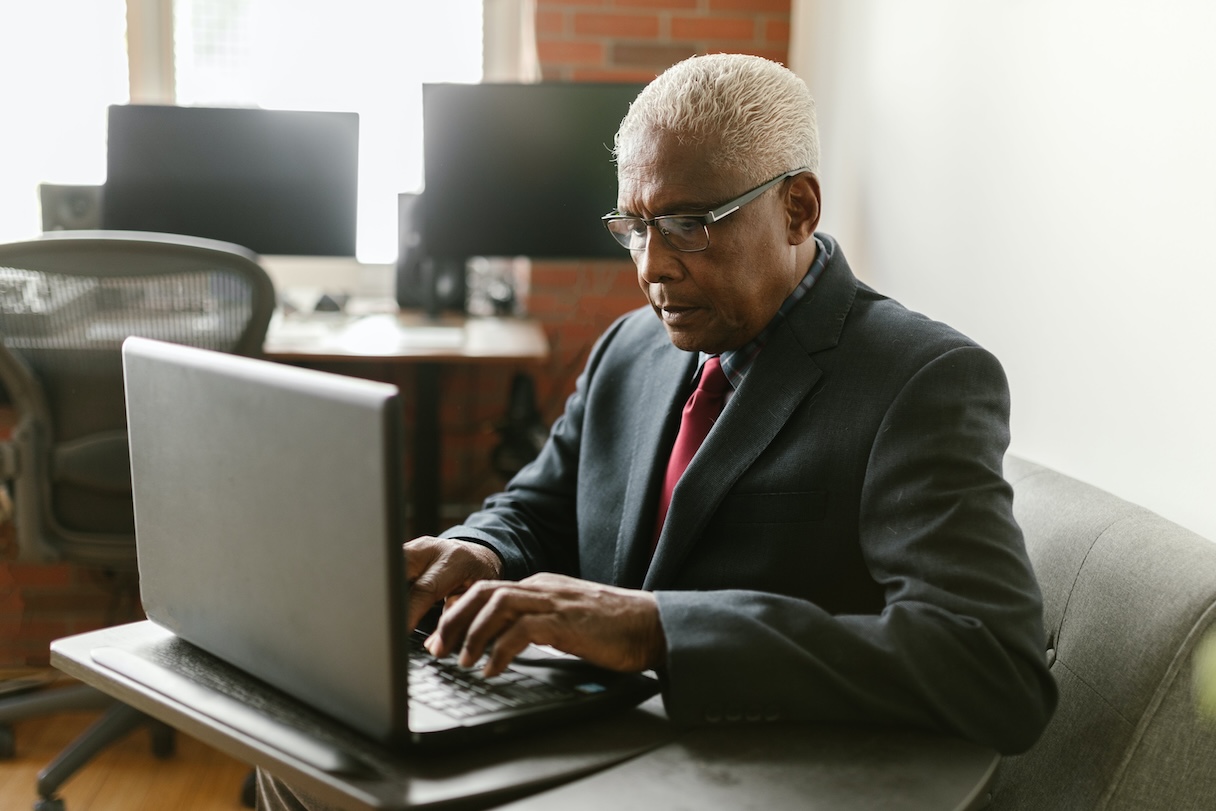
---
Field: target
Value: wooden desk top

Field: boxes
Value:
[263,300,548,364]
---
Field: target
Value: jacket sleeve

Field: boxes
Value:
[655,345,1057,755]
[438,316,629,579]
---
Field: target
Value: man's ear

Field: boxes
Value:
[785,172,821,245]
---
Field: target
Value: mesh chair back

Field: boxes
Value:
[0,230,275,566]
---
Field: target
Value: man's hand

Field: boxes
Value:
[404,537,502,631]
[424,573,666,677]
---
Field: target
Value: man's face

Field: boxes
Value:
[616,131,809,354]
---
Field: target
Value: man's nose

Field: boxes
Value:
[635,227,685,284]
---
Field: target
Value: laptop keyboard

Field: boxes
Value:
[408,633,575,719]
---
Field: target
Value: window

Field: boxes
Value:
[172,0,483,261]
[0,1,128,244]
[1,1,484,263]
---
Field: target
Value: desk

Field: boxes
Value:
[51,622,999,811]
[262,300,548,536]
[495,722,998,810]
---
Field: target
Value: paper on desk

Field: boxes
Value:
[336,314,464,354]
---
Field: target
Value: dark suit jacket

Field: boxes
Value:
[444,234,1057,754]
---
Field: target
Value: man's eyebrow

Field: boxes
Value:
[616,197,721,217]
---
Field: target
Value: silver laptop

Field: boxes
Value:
[116,337,656,754]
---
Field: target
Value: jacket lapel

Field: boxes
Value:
[643,244,860,589]
[611,340,698,588]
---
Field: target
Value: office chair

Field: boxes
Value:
[0,230,275,811]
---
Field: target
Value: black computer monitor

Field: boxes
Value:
[104,105,359,257]
[420,83,644,262]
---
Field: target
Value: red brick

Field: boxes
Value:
[671,15,756,40]
[709,0,789,12]
[0,610,21,634]
[4,562,75,588]
[764,18,791,44]
[527,267,570,288]
[612,42,699,69]
[19,590,114,612]
[527,293,570,316]
[16,617,73,641]
[537,38,607,65]
[16,648,51,667]
[574,12,661,37]
[536,10,565,34]
[571,67,660,82]
[530,260,583,279]
[538,0,606,6]
[613,0,697,6]
[68,616,120,635]
[0,405,16,435]
[733,45,789,64]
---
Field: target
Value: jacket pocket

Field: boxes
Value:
[714,491,826,525]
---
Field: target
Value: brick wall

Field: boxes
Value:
[536,0,792,80]
[0,411,146,667]
[0,0,791,668]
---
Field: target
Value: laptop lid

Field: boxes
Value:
[122,337,658,751]
[123,337,409,742]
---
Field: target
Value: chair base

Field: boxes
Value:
[0,683,175,811]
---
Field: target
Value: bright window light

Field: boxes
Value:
[0,1,128,244]
[173,0,484,262]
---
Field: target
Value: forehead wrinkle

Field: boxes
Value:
[617,165,724,218]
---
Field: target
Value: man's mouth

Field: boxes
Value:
[657,304,700,326]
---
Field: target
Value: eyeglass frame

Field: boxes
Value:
[601,167,812,253]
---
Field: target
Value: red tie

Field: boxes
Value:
[653,356,731,547]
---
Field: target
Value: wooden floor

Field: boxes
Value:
[1,709,253,811]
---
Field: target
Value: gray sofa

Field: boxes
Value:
[990,456,1216,809]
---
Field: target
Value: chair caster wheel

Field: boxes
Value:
[241,769,257,808]
[34,798,66,811]
[150,722,175,758]
[0,724,14,759]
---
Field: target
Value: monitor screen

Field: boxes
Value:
[104,105,359,257]
[421,83,644,261]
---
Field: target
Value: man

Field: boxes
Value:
[260,53,1056,809]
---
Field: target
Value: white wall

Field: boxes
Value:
[791,0,1216,541]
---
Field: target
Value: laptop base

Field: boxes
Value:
[52,621,674,811]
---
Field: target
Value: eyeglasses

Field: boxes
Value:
[601,168,810,253]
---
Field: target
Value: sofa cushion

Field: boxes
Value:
[992,456,1216,809]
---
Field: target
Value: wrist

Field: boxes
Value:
[640,592,668,671]
[461,539,504,579]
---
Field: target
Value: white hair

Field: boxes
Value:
[614,53,820,184]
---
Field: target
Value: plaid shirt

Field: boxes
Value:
[700,236,829,393]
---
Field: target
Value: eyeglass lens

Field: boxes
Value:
[605,216,709,252]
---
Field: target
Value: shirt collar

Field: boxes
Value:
[705,235,829,390]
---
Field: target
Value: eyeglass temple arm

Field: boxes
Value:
[704,168,811,224]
